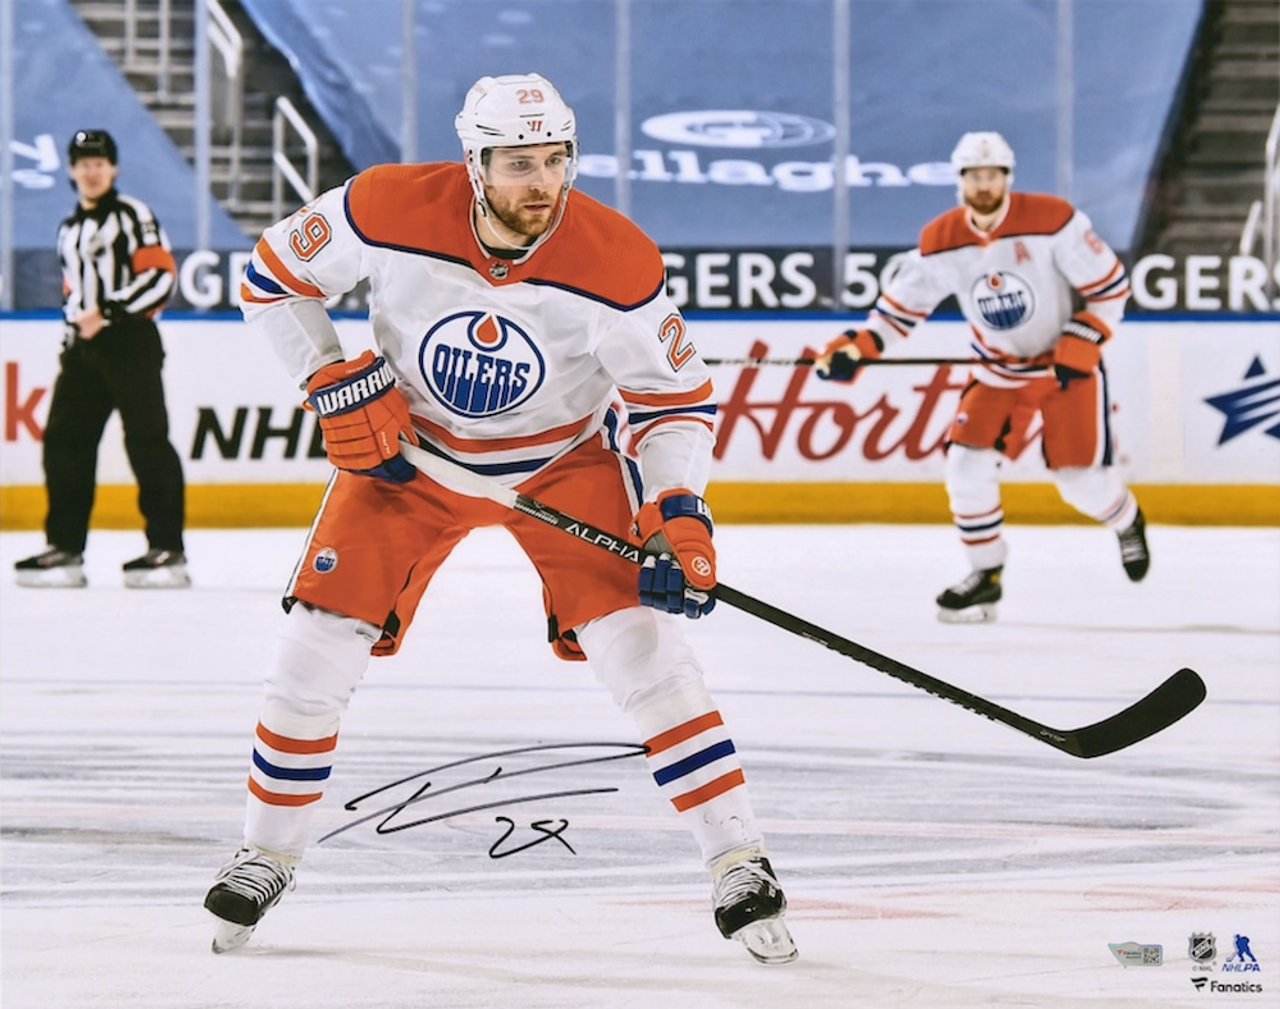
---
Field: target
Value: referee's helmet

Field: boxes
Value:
[68,129,118,165]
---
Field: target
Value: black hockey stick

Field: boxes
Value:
[398,439,1206,758]
[702,356,984,367]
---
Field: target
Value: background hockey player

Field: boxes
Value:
[14,129,189,590]
[814,131,1149,622]
[204,73,796,965]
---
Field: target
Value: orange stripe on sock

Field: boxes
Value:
[255,722,338,754]
[247,776,324,807]
[644,711,724,757]
[671,769,745,812]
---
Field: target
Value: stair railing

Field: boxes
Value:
[1239,104,1279,303]
[122,0,173,100]
[1264,103,1279,301]
[206,0,244,207]
[272,96,319,221]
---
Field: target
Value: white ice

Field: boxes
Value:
[1,522,1277,1008]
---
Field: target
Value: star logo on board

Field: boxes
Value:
[1203,357,1280,445]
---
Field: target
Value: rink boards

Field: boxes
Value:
[0,316,1276,527]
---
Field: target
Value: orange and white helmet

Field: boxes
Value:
[455,73,578,211]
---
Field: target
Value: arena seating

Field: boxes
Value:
[240,0,1204,253]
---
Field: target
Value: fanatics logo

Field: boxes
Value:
[1108,941,1162,966]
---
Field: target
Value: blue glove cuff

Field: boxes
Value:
[658,492,714,536]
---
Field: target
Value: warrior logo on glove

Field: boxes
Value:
[305,349,418,483]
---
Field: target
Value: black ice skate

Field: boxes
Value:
[936,565,1003,623]
[204,846,296,953]
[14,547,87,588]
[711,849,798,965]
[122,548,191,589]
[1117,510,1150,582]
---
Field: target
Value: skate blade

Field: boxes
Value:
[15,568,87,588]
[937,602,997,624]
[732,917,798,965]
[210,919,256,954]
[124,566,191,589]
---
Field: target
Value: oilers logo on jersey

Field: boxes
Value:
[972,271,1036,330]
[419,311,545,417]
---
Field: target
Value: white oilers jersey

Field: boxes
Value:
[240,162,715,495]
[866,192,1130,385]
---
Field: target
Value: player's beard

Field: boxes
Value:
[483,185,562,244]
[964,187,1006,217]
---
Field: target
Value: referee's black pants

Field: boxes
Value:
[42,316,186,554]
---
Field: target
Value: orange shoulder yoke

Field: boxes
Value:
[345,163,664,307]
[536,193,666,307]
[346,162,474,259]
[919,207,979,257]
[995,192,1074,239]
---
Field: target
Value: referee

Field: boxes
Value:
[14,129,190,589]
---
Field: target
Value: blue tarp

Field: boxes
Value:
[239,0,1203,252]
[9,0,247,251]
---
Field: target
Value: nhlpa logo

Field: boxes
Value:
[1204,356,1280,445]
[1222,933,1260,972]
[420,311,545,418]
[971,271,1034,330]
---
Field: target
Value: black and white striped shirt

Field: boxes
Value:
[58,188,176,325]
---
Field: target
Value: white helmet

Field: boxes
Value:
[950,131,1016,177]
[455,73,578,211]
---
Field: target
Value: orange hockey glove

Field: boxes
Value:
[632,489,716,619]
[814,328,883,382]
[305,349,417,483]
[1053,313,1109,389]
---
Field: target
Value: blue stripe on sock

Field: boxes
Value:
[253,749,332,782]
[652,739,736,786]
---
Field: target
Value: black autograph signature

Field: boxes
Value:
[317,742,647,858]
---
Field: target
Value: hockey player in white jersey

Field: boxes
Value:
[815,131,1149,622]
[203,74,796,965]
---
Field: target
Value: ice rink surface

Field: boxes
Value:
[1,522,1277,1008]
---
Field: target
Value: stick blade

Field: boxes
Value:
[1063,668,1207,758]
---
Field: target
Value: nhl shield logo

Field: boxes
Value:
[1189,932,1216,965]
[489,261,509,280]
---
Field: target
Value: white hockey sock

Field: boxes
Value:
[244,704,339,858]
[577,608,763,866]
[946,445,1008,571]
[242,604,379,859]
[1054,468,1138,529]
[631,678,762,867]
